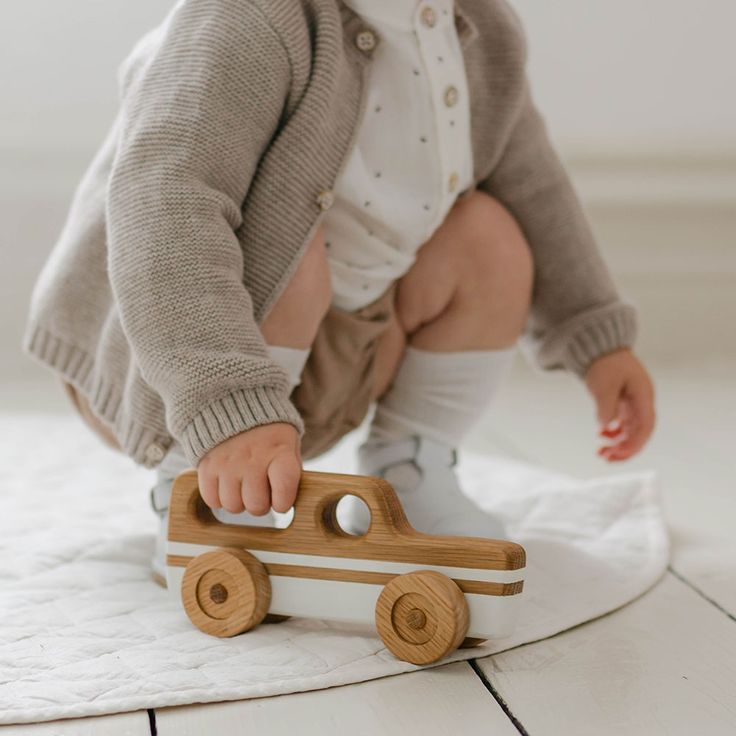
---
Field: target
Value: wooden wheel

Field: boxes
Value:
[375,570,469,665]
[181,548,271,637]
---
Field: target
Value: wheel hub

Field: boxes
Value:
[391,592,437,644]
[209,582,229,604]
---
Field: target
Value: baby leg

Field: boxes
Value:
[373,189,533,398]
[353,191,534,538]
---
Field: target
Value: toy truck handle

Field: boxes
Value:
[169,469,412,538]
[168,469,525,571]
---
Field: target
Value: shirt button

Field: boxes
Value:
[316,189,335,211]
[144,442,166,464]
[444,85,459,107]
[420,5,437,27]
[448,172,459,192]
[355,29,377,53]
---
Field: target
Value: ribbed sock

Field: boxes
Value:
[368,344,516,448]
[266,344,311,392]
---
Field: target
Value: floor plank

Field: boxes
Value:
[154,662,517,736]
[0,711,150,736]
[475,572,736,736]
[670,546,736,620]
[4,360,734,734]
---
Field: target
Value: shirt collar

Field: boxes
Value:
[341,0,422,29]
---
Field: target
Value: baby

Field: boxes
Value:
[24,0,655,583]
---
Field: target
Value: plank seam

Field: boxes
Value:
[468,659,530,736]
[148,708,157,736]
[668,565,735,623]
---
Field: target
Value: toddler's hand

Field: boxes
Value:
[196,423,302,515]
[584,348,656,462]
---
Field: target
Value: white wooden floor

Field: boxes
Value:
[2,355,735,735]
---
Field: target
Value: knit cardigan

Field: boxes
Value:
[23,0,637,469]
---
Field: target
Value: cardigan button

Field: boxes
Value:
[444,84,459,107]
[355,29,377,53]
[420,5,437,28]
[316,189,335,211]
[144,442,166,464]
[448,172,459,192]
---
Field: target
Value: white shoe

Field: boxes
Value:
[150,477,173,587]
[341,435,506,540]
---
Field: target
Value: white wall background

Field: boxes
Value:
[1,0,735,384]
[2,0,734,157]
[1,1,173,157]
[515,0,736,152]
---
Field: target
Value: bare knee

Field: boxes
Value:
[261,226,332,347]
[394,192,533,341]
[458,192,533,287]
[389,190,535,351]
[454,192,533,326]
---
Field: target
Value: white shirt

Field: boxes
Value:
[321,0,475,311]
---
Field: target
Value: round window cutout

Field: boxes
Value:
[333,494,372,536]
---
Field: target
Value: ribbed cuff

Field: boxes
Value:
[178,385,305,467]
[536,302,638,377]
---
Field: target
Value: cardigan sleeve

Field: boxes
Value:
[477,80,638,377]
[107,0,303,467]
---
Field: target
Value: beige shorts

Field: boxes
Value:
[293,281,397,459]
[63,282,397,462]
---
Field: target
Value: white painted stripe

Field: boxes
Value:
[167,540,525,584]
[166,566,522,640]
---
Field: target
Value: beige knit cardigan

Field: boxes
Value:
[23,0,637,469]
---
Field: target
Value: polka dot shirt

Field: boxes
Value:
[321,0,475,312]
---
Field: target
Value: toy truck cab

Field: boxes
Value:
[167,469,525,665]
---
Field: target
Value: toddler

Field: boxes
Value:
[24,0,655,584]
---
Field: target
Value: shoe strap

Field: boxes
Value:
[361,437,419,477]
[361,436,457,477]
[414,435,457,469]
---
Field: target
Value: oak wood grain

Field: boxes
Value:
[168,470,525,573]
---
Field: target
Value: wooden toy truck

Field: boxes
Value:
[167,470,526,665]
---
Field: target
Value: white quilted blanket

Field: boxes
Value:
[0,413,668,725]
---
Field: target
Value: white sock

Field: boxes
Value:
[266,344,311,392]
[368,345,515,448]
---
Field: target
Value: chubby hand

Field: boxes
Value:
[197,423,302,515]
[585,348,656,462]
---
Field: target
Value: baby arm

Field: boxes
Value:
[107,1,304,508]
[479,80,655,459]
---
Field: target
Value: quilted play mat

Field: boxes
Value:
[0,413,668,724]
